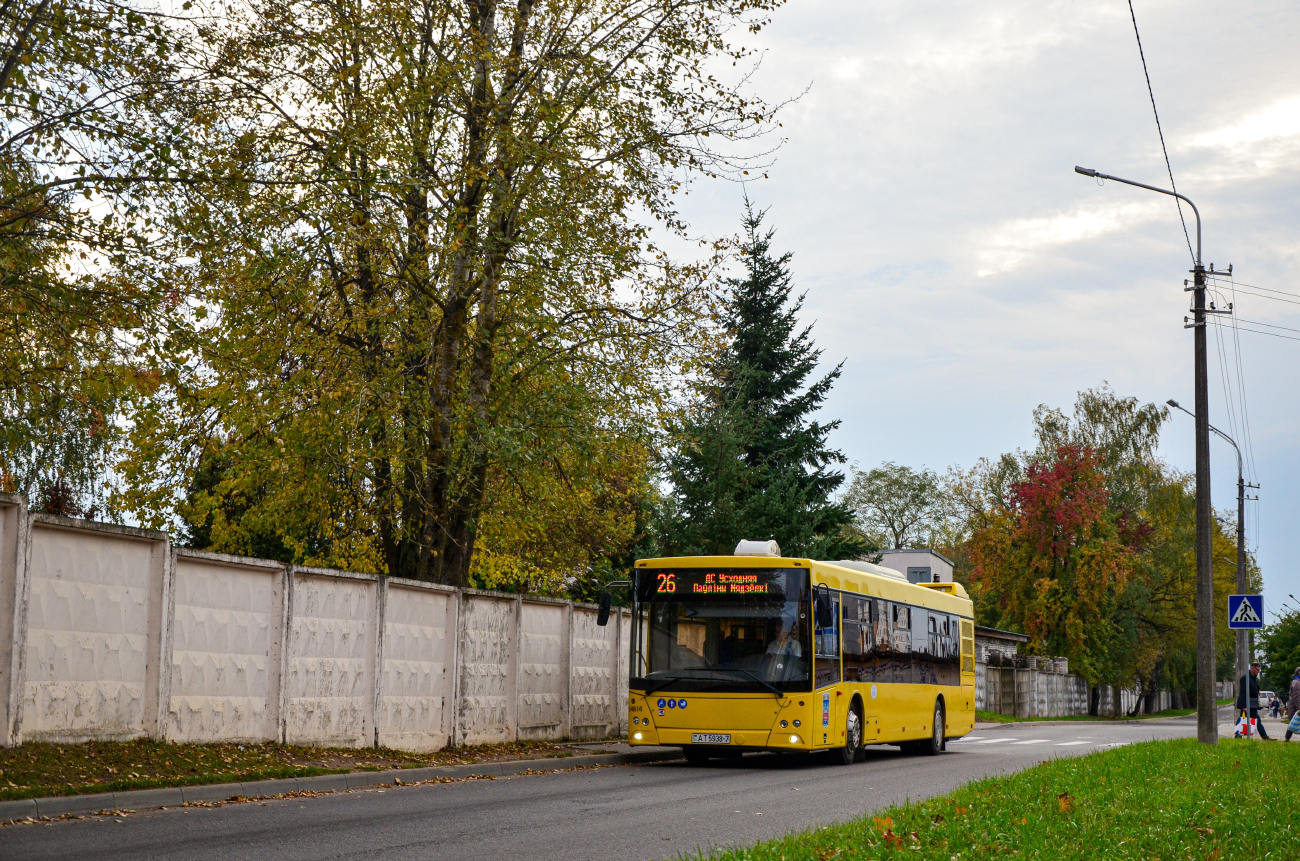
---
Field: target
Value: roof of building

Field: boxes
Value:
[876,547,956,567]
[974,624,1030,643]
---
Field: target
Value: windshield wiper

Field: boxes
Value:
[640,675,692,695]
[705,668,785,697]
[640,669,784,697]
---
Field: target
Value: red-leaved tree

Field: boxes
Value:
[970,443,1134,683]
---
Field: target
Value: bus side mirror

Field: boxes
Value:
[596,591,612,626]
[814,583,834,627]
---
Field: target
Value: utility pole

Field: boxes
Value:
[1076,166,1226,745]
[1168,400,1257,724]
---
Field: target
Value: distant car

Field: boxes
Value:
[1259,691,1277,711]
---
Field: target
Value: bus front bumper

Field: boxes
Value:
[629,727,813,750]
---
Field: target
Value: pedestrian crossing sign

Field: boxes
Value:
[1228,594,1263,629]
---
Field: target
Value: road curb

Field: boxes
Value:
[0,747,683,823]
[974,717,1197,730]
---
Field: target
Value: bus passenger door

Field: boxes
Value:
[814,587,843,745]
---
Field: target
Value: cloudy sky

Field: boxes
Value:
[676,1,1300,614]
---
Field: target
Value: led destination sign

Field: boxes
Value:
[639,568,795,600]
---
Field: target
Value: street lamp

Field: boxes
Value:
[1167,398,1252,700]
[1077,165,1220,744]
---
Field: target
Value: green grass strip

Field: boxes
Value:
[0,737,588,801]
[700,737,1300,860]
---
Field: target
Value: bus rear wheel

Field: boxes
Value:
[917,700,945,756]
[900,700,945,756]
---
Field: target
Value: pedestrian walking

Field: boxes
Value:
[1286,666,1300,742]
[1236,662,1270,739]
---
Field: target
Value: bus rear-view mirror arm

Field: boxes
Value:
[596,580,632,626]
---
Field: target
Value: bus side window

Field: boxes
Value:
[892,603,911,654]
[842,594,873,682]
[873,599,890,654]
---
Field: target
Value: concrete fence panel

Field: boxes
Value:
[517,599,566,741]
[166,550,287,744]
[19,517,170,744]
[456,591,516,745]
[284,569,379,748]
[376,579,456,752]
[570,606,615,739]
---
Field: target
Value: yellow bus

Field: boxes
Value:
[613,552,976,764]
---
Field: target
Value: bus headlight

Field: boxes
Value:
[634,732,644,740]
[789,735,800,744]
[793,720,801,727]
[780,720,788,728]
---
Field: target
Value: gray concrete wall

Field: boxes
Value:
[0,504,649,751]
[977,658,1171,719]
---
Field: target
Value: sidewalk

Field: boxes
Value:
[1217,714,1294,739]
[0,743,681,824]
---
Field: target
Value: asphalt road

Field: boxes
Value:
[3,717,1199,861]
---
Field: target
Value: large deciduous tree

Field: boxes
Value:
[122,0,786,586]
[660,202,864,560]
[843,462,943,550]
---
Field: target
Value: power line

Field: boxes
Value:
[1228,280,1300,301]
[1225,324,1300,343]
[1226,288,1300,307]
[1233,317,1300,335]
[1128,0,1195,265]
[1208,317,1243,461]
[1227,276,1259,483]
[1206,276,1260,483]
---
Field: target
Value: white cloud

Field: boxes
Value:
[976,201,1164,277]
[1190,95,1300,150]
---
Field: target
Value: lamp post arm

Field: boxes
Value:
[1075,167,1201,264]
[1208,425,1243,477]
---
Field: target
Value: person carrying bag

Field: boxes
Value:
[1286,666,1300,742]
[1235,663,1270,739]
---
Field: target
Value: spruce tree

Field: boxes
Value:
[662,203,867,560]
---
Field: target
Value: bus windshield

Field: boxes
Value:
[634,567,811,693]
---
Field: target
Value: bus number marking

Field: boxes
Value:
[656,573,676,593]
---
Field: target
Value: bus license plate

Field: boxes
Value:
[691,733,731,744]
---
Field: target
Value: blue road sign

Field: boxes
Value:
[1228,594,1263,629]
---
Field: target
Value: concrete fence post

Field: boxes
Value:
[510,594,521,743]
[560,601,573,739]
[0,494,31,748]
[373,576,388,748]
[448,587,462,747]
[149,543,176,741]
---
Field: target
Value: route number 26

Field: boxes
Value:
[656,573,676,593]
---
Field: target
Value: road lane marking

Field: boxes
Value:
[1009,739,1050,745]
[969,738,1016,744]
[1054,741,1090,746]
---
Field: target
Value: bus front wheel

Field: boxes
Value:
[834,704,864,766]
